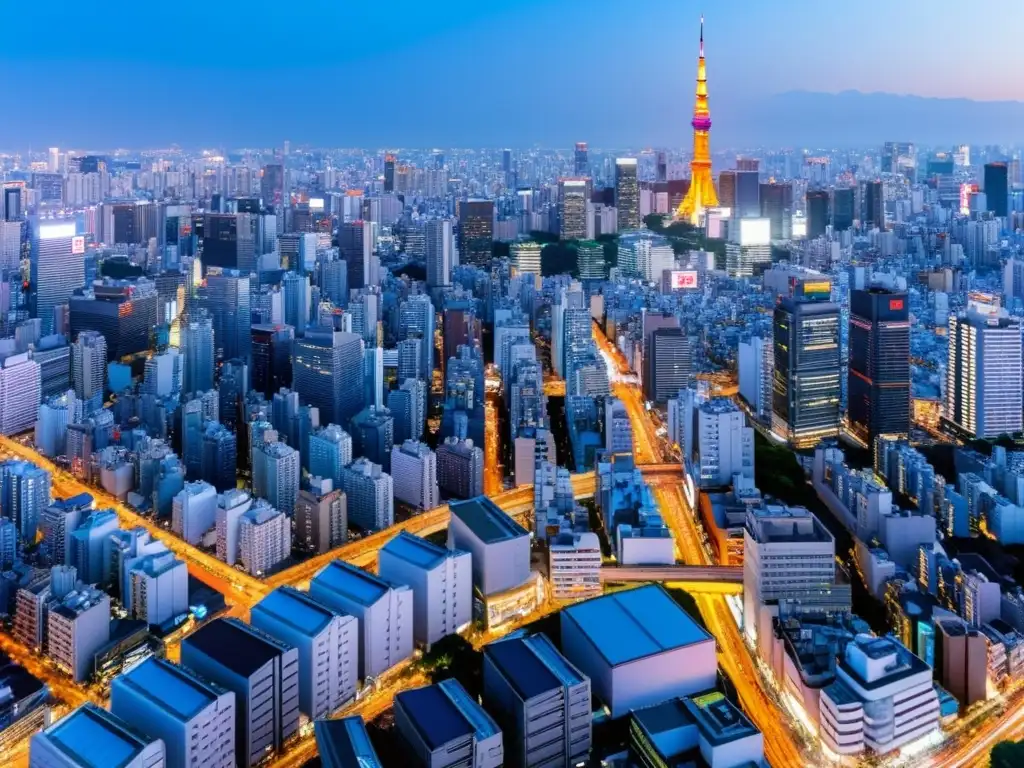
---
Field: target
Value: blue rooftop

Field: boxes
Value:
[396,679,499,751]
[381,531,449,570]
[315,717,384,768]
[486,632,584,701]
[253,586,338,636]
[562,585,712,666]
[115,658,219,722]
[450,496,528,544]
[45,703,154,768]
[313,560,391,607]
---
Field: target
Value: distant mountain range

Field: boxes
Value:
[715,91,1024,148]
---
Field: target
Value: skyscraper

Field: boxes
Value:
[261,163,285,209]
[984,162,1009,218]
[848,288,911,450]
[201,213,258,273]
[574,142,589,177]
[677,17,719,224]
[194,269,252,362]
[424,219,453,289]
[309,425,353,490]
[760,181,793,240]
[457,199,494,267]
[615,159,640,231]
[399,294,435,378]
[341,458,393,532]
[644,328,693,404]
[32,219,84,336]
[859,180,884,230]
[69,279,159,361]
[0,460,51,544]
[251,324,294,399]
[943,296,1023,440]
[339,220,375,292]
[293,329,364,426]
[383,154,396,193]
[559,178,589,240]
[181,315,215,395]
[71,331,107,413]
[282,271,311,337]
[390,440,439,511]
[832,187,855,231]
[806,188,831,240]
[772,278,841,448]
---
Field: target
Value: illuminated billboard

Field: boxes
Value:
[308,197,325,211]
[959,183,978,215]
[738,217,770,246]
[72,236,85,255]
[670,271,699,289]
[38,222,76,240]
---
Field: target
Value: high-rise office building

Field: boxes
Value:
[261,163,285,209]
[100,201,158,246]
[943,296,1023,440]
[738,336,773,421]
[436,437,484,500]
[574,142,589,176]
[0,460,51,544]
[293,329,364,425]
[832,187,855,231]
[859,180,884,230]
[457,199,494,267]
[644,328,693,404]
[558,178,589,240]
[759,181,793,240]
[339,220,375,291]
[181,315,215,395]
[253,441,300,517]
[0,351,42,436]
[772,278,841,448]
[399,293,435,377]
[182,617,299,768]
[615,159,640,230]
[201,213,258,273]
[577,240,606,282]
[806,188,830,239]
[984,162,1009,218]
[251,324,294,399]
[510,241,541,277]
[309,424,353,490]
[71,330,106,412]
[110,657,236,768]
[383,154,396,193]
[32,220,84,336]
[848,288,910,450]
[195,269,251,362]
[351,405,394,472]
[282,271,311,338]
[68,279,158,361]
[341,457,393,532]
[388,378,426,445]
[425,218,453,289]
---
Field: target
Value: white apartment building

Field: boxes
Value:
[127,551,188,627]
[310,560,413,680]
[46,587,111,682]
[251,587,357,719]
[341,458,393,532]
[172,480,217,545]
[379,532,472,647]
[238,502,289,577]
[819,635,939,757]
[390,440,439,511]
[693,398,754,489]
[738,336,773,421]
[215,489,252,566]
[549,531,602,600]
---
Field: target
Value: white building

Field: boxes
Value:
[549,531,602,600]
[341,458,393,532]
[111,658,235,768]
[215,489,252,566]
[425,219,453,288]
[238,501,290,577]
[819,635,939,757]
[30,703,166,768]
[253,440,300,517]
[692,399,754,489]
[618,231,673,283]
[738,336,773,421]
[390,440,439,511]
[743,505,841,654]
[617,521,675,566]
[126,551,188,627]
[379,532,472,647]
[944,296,1023,439]
[510,241,541,277]
[0,352,42,436]
[448,497,532,598]
[46,586,111,682]
[310,560,413,680]
[251,587,357,719]
[560,585,717,719]
[172,480,218,545]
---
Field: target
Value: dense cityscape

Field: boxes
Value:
[1,11,1024,768]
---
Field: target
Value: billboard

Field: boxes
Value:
[670,270,699,289]
[38,222,76,240]
[71,236,85,255]
[738,217,771,246]
[308,197,325,211]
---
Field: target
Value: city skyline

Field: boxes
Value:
[3,1,1023,148]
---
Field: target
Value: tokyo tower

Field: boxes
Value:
[676,16,719,224]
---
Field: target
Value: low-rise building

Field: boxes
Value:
[30,703,165,768]
[549,531,602,600]
[314,716,384,768]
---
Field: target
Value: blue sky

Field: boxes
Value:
[3,0,1022,148]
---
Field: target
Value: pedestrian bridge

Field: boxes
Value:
[600,565,743,594]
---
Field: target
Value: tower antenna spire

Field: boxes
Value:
[676,14,718,224]
[700,14,704,56]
